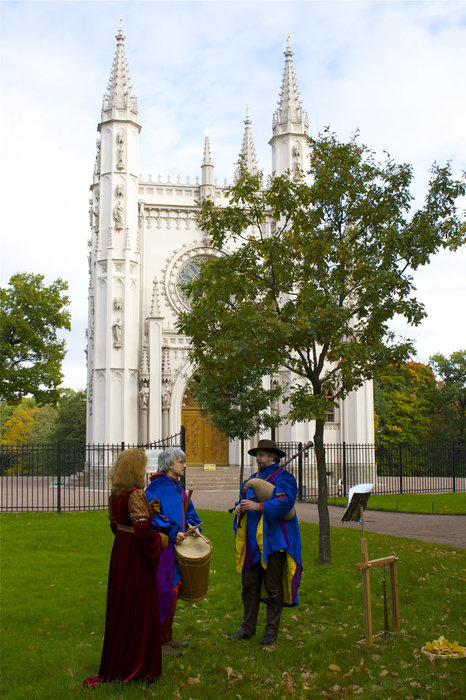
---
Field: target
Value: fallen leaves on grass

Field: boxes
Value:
[223,666,243,681]
[422,636,466,658]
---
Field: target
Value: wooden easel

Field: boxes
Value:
[354,506,400,646]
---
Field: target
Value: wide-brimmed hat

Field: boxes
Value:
[248,439,286,458]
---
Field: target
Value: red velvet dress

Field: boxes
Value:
[86,488,162,686]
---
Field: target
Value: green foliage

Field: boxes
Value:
[0,390,86,447]
[374,361,438,443]
[0,398,39,445]
[374,354,466,445]
[430,350,466,444]
[1,510,465,699]
[0,272,71,404]
[179,131,465,563]
[46,389,87,444]
[180,132,465,435]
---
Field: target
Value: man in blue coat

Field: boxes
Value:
[146,447,201,654]
[231,439,302,645]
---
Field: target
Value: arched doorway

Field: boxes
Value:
[181,387,229,466]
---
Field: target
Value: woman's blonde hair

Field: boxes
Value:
[110,448,147,498]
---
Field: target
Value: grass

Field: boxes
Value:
[324,492,466,515]
[1,509,465,699]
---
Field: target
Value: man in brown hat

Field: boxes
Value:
[230,439,302,645]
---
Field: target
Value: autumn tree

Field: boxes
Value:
[178,131,465,564]
[0,399,39,445]
[430,350,466,444]
[0,273,71,404]
[374,362,438,443]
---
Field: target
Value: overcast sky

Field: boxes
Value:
[1,0,465,391]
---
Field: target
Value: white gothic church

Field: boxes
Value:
[86,24,375,466]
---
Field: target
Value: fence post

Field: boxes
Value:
[180,425,186,454]
[452,444,456,494]
[180,426,186,490]
[56,442,62,513]
[398,443,403,495]
[342,441,347,497]
[298,442,303,501]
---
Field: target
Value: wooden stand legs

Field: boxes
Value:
[355,540,400,647]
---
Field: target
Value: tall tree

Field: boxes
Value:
[429,350,466,444]
[0,399,39,445]
[374,361,437,443]
[178,131,465,564]
[47,389,87,444]
[0,273,71,404]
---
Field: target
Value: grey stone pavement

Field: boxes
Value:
[193,489,466,549]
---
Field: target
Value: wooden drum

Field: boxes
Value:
[175,534,212,602]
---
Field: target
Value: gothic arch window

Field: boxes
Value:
[177,257,207,306]
[323,389,337,423]
[162,243,222,314]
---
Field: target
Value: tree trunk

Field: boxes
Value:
[239,438,245,487]
[314,418,332,564]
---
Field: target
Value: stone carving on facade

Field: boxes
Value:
[93,192,100,229]
[113,183,124,230]
[112,318,122,348]
[116,132,125,170]
[93,139,101,180]
[88,376,93,415]
[113,297,123,311]
[139,384,149,410]
[162,387,172,409]
[149,277,162,317]
[113,202,124,230]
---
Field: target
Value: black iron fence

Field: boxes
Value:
[277,441,466,499]
[0,431,183,513]
[0,437,464,512]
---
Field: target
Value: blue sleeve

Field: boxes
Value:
[185,499,202,532]
[150,512,180,543]
[262,471,297,522]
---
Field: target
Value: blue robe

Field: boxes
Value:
[233,462,302,606]
[146,473,201,621]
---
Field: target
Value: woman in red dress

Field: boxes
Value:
[85,449,164,687]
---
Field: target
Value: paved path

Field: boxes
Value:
[193,490,466,549]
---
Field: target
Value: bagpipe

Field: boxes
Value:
[228,440,313,520]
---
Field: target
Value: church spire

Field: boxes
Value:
[235,106,259,181]
[272,34,308,134]
[102,18,137,116]
[269,36,309,177]
[200,131,214,201]
[202,132,213,167]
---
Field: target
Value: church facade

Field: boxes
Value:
[86,25,375,465]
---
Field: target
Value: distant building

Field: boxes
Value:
[86,24,374,465]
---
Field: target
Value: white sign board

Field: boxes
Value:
[145,449,163,475]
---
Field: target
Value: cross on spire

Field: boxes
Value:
[102,19,137,114]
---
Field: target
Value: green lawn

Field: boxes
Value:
[325,492,466,515]
[1,509,465,699]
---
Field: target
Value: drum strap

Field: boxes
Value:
[116,523,134,533]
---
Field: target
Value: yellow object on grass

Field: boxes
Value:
[421,635,466,658]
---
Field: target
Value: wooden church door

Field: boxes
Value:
[181,388,229,466]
